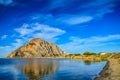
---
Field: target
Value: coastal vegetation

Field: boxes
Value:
[83,52,97,55]
[109,53,120,59]
[65,52,120,62]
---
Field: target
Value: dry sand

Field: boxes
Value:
[95,59,120,80]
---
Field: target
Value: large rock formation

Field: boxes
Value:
[7,38,65,58]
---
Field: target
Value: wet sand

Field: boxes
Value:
[95,59,120,80]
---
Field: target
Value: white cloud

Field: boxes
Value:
[59,34,120,53]
[32,23,65,40]
[14,23,66,42]
[88,34,120,42]
[30,13,93,26]
[14,24,33,37]
[0,0,13,5]
[56,15,94,25]
[1,35,7,40]
[63,16,93,25]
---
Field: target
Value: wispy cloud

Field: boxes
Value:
[0,0,13,6]
[14,24,33,37]
[62,16,93,25]
[14,23,66,41]
[1,35,7,40]
[59,34,120,53]
[32,23,66,41]
[30,13,94,26]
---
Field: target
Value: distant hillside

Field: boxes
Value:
[7,38,65,58]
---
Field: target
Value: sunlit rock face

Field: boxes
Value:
[20,59,58,80]
[7,38,65,58]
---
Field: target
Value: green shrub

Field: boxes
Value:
[83,52,96,55]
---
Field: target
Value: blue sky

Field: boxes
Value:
[0,0,120,57]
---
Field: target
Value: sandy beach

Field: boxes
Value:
[95,59,120,80]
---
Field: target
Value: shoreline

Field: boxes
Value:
[94,60,109,80]
[94,59,120,80]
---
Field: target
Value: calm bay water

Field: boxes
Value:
[0,58,106,80]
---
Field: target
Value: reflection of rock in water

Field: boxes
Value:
[20,59,58,80]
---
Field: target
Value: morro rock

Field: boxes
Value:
[7,38,65,58]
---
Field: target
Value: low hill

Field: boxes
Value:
[7,38,65,58]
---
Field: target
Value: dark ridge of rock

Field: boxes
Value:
[7,38,65,58]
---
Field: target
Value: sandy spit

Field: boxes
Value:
[94,59,120,80]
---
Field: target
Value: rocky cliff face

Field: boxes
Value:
[7,38,65,58]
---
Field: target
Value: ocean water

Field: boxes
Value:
[0,58,106,80]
